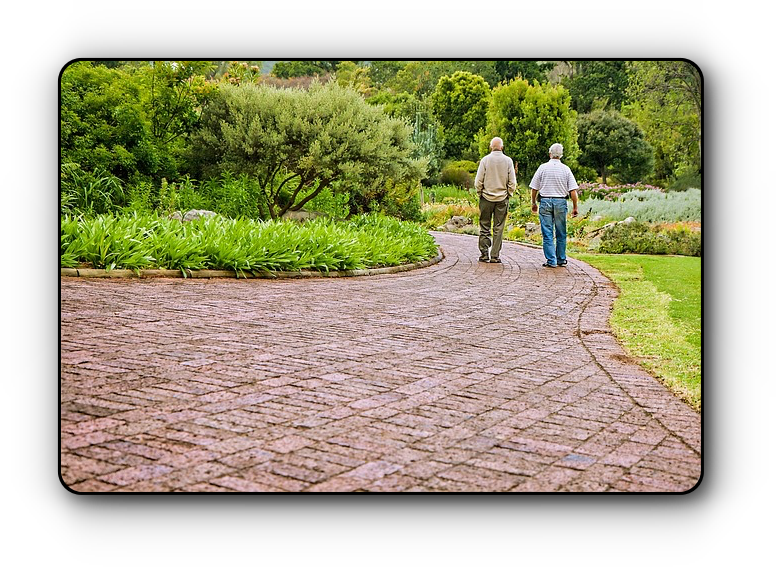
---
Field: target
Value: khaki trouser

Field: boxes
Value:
[478,196,509,259]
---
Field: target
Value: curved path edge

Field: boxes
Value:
[572,257,701,455]
[60,250,445,280]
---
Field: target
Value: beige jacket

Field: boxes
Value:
[474,150,516,202]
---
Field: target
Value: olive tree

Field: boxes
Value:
[191,82,426,219]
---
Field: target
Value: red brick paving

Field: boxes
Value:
[60,232,701,492]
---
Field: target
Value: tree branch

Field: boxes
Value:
[287,180,329,214]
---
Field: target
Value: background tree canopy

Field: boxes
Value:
[577,109,654,184]
[60,59,701,221]
[482,78,579,183]
[431,71,491,161]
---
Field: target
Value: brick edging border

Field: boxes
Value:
[60,250,445,279]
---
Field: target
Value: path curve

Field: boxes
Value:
[60,232,701,492]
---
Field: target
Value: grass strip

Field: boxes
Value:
[574,253,701,411]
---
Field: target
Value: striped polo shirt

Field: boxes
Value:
[529,158,579,198]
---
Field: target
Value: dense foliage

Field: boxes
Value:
[61,213,438,274]
[60,60,701,262]
[431,71,491,160]
[190,81,425,220]
[577,109,654,184]
[598,221,701,256]
[61,61,214,186]
[61,60,701,214]
[482,78,579,182]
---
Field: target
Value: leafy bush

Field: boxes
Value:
[668,170,702,192]
[439,160,478,188]
[191,81,425,220]
[431,72,491,160]
[61,164,126,216]
[598,221,701,256]
[506,226,525,240]
[576,109,654,185]
[60,213,438,274]
[60,61,214,185]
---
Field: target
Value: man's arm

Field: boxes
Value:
[568,169,579,217]
[531,189,539,213]
[474,160,486,197]
[569,189,578,217]
[507,161,516,198]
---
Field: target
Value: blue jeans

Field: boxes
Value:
[539,198,568,266]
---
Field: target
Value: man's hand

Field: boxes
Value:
[531,203,538,214]
[569,189,579,218]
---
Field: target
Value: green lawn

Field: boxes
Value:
[574,253,701,411]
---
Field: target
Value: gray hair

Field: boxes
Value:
[490,137,504,151]
[549,143,564,158]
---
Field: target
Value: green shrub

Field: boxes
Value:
[599,221,701,256]
[668,171,702,192]
[506,226,525,240]
[439,160,478,188]
[60,164,126,216]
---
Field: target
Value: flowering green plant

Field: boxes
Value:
[579,182,664,201]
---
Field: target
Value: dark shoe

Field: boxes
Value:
[558,260,568,267]
[490,258,502,263]
[478,256,490,262]
[542,262,557,268]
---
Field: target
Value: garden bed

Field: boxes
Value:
[421,184,701,257]
[60,213,439,276]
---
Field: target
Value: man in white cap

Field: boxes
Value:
[474,137,516,263]
[529,143,579,268]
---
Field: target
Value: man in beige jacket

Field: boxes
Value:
[474,137,517,263]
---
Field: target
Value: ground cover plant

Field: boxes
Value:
[61,213,438,276]
[578,187,700,223]
[574,253,701,411]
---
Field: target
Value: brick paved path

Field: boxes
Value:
[60,233,701,492]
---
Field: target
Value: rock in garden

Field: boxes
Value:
[525,222,540,236]
[443,215,473,232]
[589,216,637,238]
[281,210,324,222]
[183,209,218,222]
[167,211,183,221]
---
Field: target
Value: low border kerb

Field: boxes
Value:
[60,250,445,279]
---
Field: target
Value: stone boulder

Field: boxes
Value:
[182,209,218,222]
[588,216,638,239]
[442,215,473,232]
[588,217,636,250]
[168,210,217,222]
[281,210,325,222]
[525,222,540,237]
